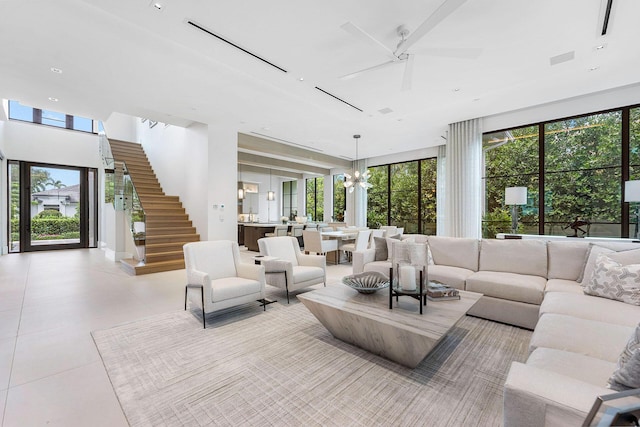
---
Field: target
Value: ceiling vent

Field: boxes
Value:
[600,0,614,35]
[314,87,363,112]
[549,51,575,66]
[187,20,287,73]
[378,107,393,115]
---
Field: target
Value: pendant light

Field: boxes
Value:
[343,134,372,193]
[267,169,275,201]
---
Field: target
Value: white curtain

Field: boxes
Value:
[436,144,446,236]
[444,118,483,238]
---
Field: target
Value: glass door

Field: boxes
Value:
[10,161,97,252]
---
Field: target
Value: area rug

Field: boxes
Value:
[92,291,532,426]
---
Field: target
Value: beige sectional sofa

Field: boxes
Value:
[352,235,640,426]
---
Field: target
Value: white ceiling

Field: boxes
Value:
[1,0,639,163]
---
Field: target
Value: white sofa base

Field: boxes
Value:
[466,296,540,330]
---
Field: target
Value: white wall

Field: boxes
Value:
[3,119,100,166]
[137,121,209,239]
[103,112,137,142]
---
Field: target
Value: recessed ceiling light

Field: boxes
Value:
[472,98,480,102]
[298,77,304,81]
[452,88,460,92]
[50,67,62,74]
[594,44,607,51]
[589,66,600,71]
[151,2,163,10]
[48,97,58,102]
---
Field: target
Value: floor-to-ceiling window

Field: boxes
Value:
[282,180,297,220]
[366,158,437,233]
[305,177,324,221]
[332,174,346,222]
[483,105,638,238]
[483,126,539,237]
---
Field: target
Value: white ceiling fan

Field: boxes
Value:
[340,0,479,91]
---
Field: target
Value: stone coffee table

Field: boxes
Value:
[297,285,482,368]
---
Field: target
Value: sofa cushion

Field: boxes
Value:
[609,324,640,391]
[527,347,616,388]
[428,265,473,290]
[547,241,590,281]
[211,277,262,302]
[363,260,392,276]
[609,247,640,265]
[545,279,583,294]
[530,314,634,363]
[539,292,640,327]
[427,236,479,271]
[465,271,546,304]
[583,254,640,305]
[479,239,547,278]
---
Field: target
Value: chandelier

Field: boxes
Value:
[343,134,372,193]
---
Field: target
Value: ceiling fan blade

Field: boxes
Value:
[415,47,482,59]
[395,0,469,56]
[339,60,399,80]
[401,55,415,91]
[341,21,399,62]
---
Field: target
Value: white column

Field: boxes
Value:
[207,126,239,241]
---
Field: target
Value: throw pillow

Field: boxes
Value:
[579,245,614,286]
[373,237,388,261]
[408,242,429,266]
[583,254,640,305]
[609,324,640,391]
[385,234,402,261]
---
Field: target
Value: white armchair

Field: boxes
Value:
[257,236,326,303]
[183,240,266,328]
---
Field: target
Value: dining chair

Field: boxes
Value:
[265,224,288,237]
[303,230,339,263]
[339,229,372,263]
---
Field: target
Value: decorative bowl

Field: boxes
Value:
[342,272,390,294]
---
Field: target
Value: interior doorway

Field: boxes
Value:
[8,161,98,252]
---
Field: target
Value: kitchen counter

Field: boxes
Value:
[239,223,277,251]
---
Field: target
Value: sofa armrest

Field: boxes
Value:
[236,262,265,285]
[504,362,611,427]
[352,248,375,274]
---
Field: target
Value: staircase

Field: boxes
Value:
[108,139,200,275]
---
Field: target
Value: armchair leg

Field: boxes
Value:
[185,284,206,329]
[285,271,290,304]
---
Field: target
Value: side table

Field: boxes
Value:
[253,256,279,306]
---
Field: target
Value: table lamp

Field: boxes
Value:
[505,187,528,234]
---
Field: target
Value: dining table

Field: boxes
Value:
[320,230,359,264]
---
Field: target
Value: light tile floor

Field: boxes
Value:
[0,247,352,426]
